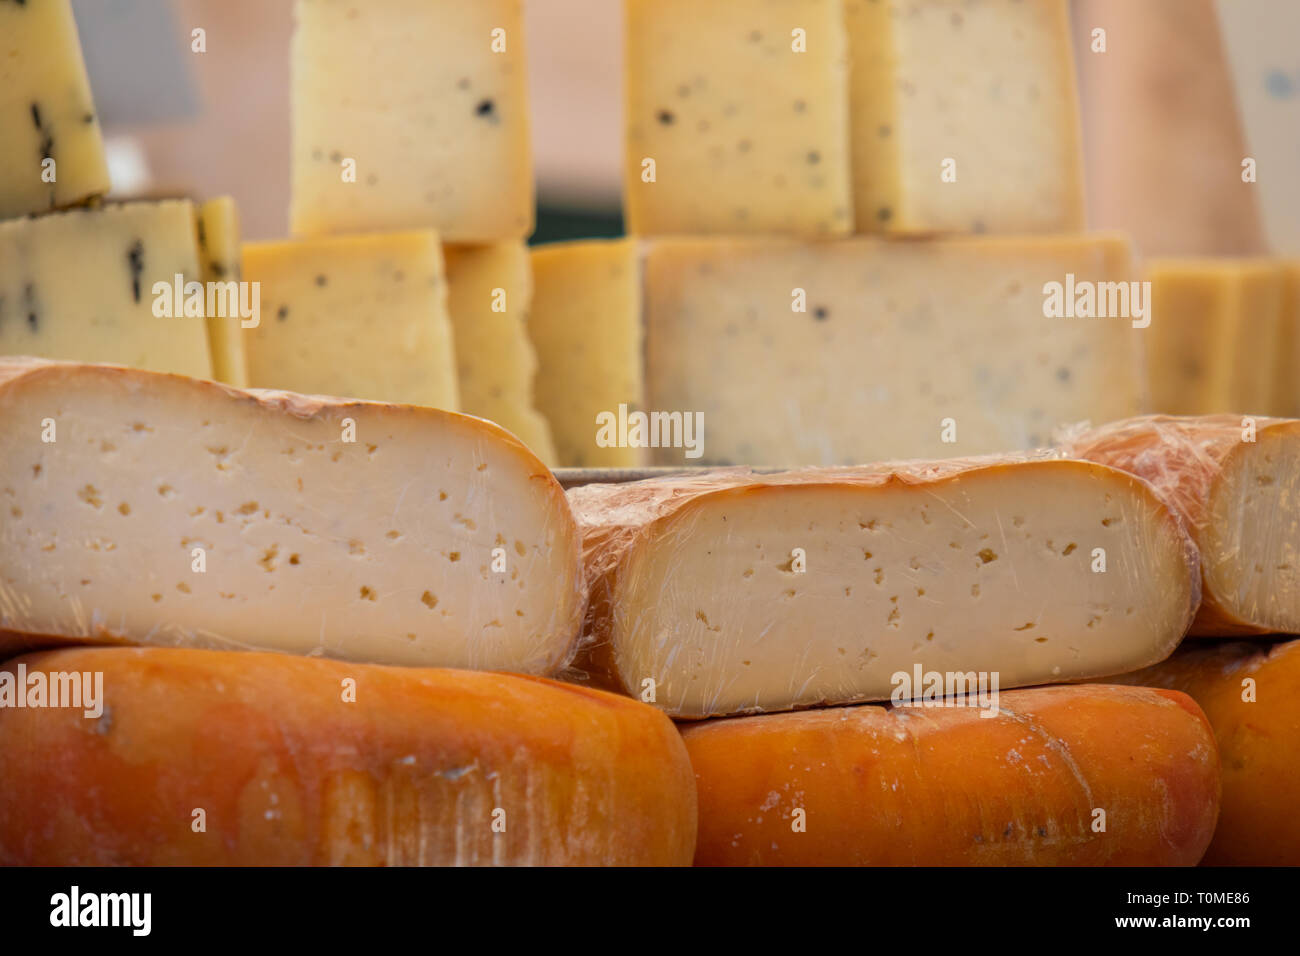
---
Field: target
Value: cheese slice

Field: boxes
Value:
[846,0,1085,235]
[0,358,584,671]
[624,0,853,236]
[0,200,212,379]
[0,0,111,219]
[530,240,644,467]
[683,684,1219,866]
[1272,262,1300,416]
[0,647,697,865]
[195,197,249,388]
[242,231,459,410]
[568,458,1199,719]
[1145,258,1286,415]
[290,0,533,242]
[645,235,1140,466]
[443,243,556,465]
[1062,414,1300,635]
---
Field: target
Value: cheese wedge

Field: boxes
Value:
[0,359,584,671]
[1113,638,1300,866]
[443,242,556,465]
[683,684,1219,866]
[0,648,697,866]
[242,231,459,410]
[624,0,853,236]
[1062,414,1300,635]
[195,197,249,388]
[568,458,1199,719]
[0,0,111,218]
[0,200,212,379]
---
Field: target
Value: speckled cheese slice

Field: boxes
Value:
[624,0,853,236]
[0,201,212,379]
[443,242,556,465]
[846,0,1085,235]
[645,234,1140,466]
[0,358,585,672]
[568,460,1199,719]
[242,231,459,410]
[1145,259,1286,416]
[290,0,533,241]
[0,0,111,219]
[195,197,249,388]
[529,240,644,468]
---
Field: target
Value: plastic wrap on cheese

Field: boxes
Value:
[565,454,1201,719]
[1059,414,1300,635]
[0,357,586,674]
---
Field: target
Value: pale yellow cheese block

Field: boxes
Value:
[645,234,1141,466]
[529,240,644,468]
[1273,263,1300,417]
[290,0,533,242]
[1146,259,1286,416]
[624,0,853,236]
[0,201,212,379]
[0,0,111,218]
[846,0,1085,235]
[242,232,459,410]
[195,197,249,388]
[444,242,557,465]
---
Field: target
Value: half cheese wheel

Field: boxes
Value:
[1114,638,1300,865]
[1063,414,1300,635]
[0,358,584,673]
[0,647,697,865]
[682,684,1220,866]
[568,459,1200,718]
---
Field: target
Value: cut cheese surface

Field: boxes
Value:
[195,197,249,388]
[683,684,1219,866]
[1145,259,1286,416]
[568,458,1199,719]
[1113,638,1300,866]
[0,648,697,866]
[242,231,459,410]
[1062,415,1300,635]
[846,0,1084,235]
[645,235,1140,466]
[530,240,644,467]
[0,0,111,218]
[0,201,212,379]
[624,0,853,236]
[290,0,533,241]
[0,359,584,672]
[444,242,556,465]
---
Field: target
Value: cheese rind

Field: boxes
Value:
[242,232,459,410]
[530,240,644,467]
[0,0,111,218]
[568,458,1199,718]
[1272,263,1300,417]
[0,359,584,672]
[846,0,1085,235]
[290,0,533,241]
[645,235,1140,465]
[1113,638,1300,866]
[0,201,212,379]
[444,243,556,465]
[0,647,697,866]
[1061,414,1300,635]
[624,0,853,236]
[195,197,249,388]
[683,684,1219,866]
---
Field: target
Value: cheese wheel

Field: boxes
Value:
[0,647,697,866]
[682,684,1220,866]
[1114,639,1300,865]
[0,358,584,673]
[1062,415,1300,635]
[568,458,1200,718]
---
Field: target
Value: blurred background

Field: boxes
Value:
[73,0,1297,254]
